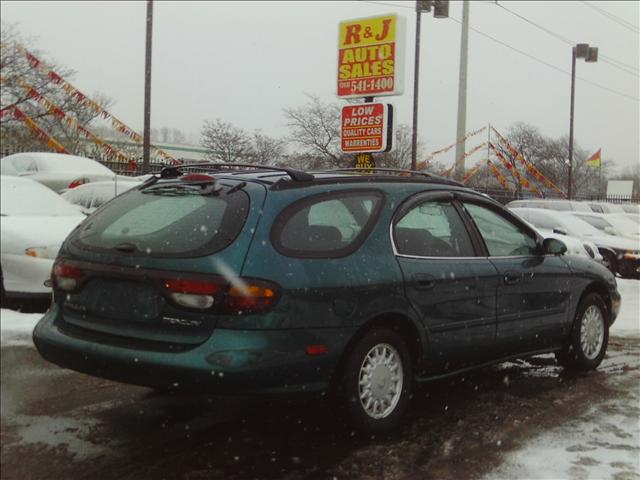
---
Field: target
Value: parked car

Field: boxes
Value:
[1,176,85,302]
[0,152,118,193]
[505,199,592,212]
[34,166,620,433]
[61,179,142,215]
[510,207,640,278]
[587,202,626,214]
[570,212,640,240]
[620,204,639,216]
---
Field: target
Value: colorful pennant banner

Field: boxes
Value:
[2,105,67,153]
[16,44,180,165]
[461,157,488,184]
[490,143,542,197]
[491,127,565,197]
[487,159,514,193]
[15,78,135,163]
[416,126,487,170]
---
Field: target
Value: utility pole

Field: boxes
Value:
[454,0,469,180]
[142,0,154,174]
[410,4,423,171]
[568,43,597,199]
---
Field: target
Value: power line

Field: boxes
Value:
[355,0,639,101]
[580,1,640,34]
[495,2,639,78]
[447,16,639,102]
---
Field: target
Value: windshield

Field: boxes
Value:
[0,177,82,216]
[556,214,602,237]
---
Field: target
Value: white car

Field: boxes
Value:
[1,176,85,301]
[570,212,640,240]
[510,207,640,277]
[505,199,592,212]
[61,179,141,214]
[0,152,118,193]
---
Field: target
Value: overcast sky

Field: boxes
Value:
[2,0,638,171]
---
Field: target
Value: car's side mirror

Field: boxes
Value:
[543,238,567,255]
[552,227,568,236]
[604,226,618,236]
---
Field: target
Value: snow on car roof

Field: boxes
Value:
[0,175,82,216]
[1,152,114,175]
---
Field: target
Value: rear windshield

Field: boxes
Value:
[73,183,249,257]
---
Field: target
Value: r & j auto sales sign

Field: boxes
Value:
[341,103,393,153]
[337,14,405,98]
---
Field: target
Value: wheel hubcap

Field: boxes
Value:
[580,305,605,360]
[358,343,403,419]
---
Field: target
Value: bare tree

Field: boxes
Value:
[378,124,415,169]
[248,131,287,165]
[283,94,345,168]
[201,118,251,162]
[1,23,114,154]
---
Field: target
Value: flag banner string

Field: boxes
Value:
[15,44,180,165]
[491,127,565,197]
[487,159,514,193]
[416,126,487,170]
[3,105,67,153]
[490,143,543,197]
[461,157,489,184]
[14,78,135,164]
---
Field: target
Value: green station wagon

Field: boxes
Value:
[34,165,620,432]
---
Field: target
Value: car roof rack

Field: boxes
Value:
[324,168,463,186]
[160,163,314,182]
[327,167,434,178]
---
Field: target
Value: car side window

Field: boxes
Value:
[394,201,475,257]
[464,203,537,257]
[272,191,383,258]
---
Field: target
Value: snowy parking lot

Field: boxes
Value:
[1,279,638,480]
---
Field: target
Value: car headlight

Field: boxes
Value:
[25,246,57,259]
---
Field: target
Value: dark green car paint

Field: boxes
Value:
[33,174,620,395]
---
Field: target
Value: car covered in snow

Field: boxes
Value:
[34,165,620,433]
[1,176,85,302]
[61,179,142,215]
[0,152,118,193]
[509,207,640,278]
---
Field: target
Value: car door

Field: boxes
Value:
[392,192,499,371]
[460,199,572,357]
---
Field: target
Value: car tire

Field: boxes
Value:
[556,293,609,371]
[341,328,413,434]
[601,251,617,275]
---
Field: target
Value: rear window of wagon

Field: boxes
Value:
[73,183,249,257]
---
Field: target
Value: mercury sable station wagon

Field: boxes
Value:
[34,165,621,433]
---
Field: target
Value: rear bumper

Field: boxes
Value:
[33,306,355,394]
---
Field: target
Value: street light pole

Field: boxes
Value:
[410,5,422,171]
[410,0,449,171]
[567,43,598,199]
[142,0,154,174]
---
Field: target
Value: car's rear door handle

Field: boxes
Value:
[503,271,521,285]
[413,274,436,290]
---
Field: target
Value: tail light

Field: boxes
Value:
[164,278,221,309]
[221,280,280,315]
[68,177,88,189]
[52,261,83,291]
